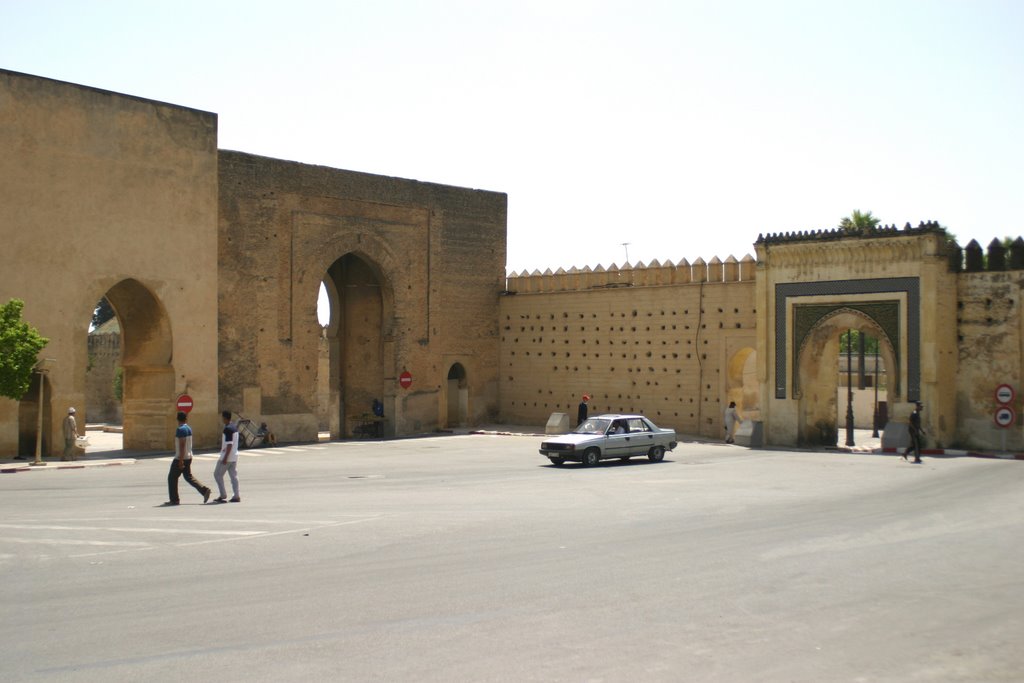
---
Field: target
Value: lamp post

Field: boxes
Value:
[31,358,55,466]
[845,330,855,446]
[872,343,880,438]
[621,242,631,264]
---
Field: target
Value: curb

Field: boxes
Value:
[1,460,136,474]
[880,447,1024,461]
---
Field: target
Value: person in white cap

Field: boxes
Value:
[62,407,79,461]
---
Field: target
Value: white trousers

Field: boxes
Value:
[214,461,239,498]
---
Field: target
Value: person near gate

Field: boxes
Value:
[902,402,925,463]
[62,407,80,461]
[577,394,591,426]
[166,411,211,505]
[212,410,241,503]
[724,401,739,444]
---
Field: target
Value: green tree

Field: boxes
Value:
[839,329,879,354]
[838,210,881,234]
[0,299,49,400]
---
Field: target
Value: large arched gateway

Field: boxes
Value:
[103,279,176,450]
[794,308,898,446]
[320,253,392,439]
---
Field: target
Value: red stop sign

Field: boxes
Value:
[399,371,412,389]
[176,394,194,413]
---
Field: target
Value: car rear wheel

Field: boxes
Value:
[548,457,565,466]
[583,448,600,467]
[648,445,665,462]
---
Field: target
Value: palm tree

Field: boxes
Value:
[838,210,880,234]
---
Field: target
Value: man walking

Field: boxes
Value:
[62,407,79,461]
[166,411,211,505]
[902,402,925,464]
[212,410,241,503]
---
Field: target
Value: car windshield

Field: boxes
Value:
[574,418,611,435]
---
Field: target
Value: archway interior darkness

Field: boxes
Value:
[446,363,468,428]
[795,310,898,447]
[104,279,174,451]
[320,254,386,439]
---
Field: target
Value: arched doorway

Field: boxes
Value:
[445,363,468,428]
[795,308,898,447]
[103,279,174,451]
[320,253,390,439]
[726,347,760,421]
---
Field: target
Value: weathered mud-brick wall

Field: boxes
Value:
[0,69,219,455]
[956,270,1024,450]
[500,257,758,438]
[218,152,506,441]
[86,331,122,423]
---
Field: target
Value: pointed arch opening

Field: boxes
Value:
[445,363,468,428]
[795,308,898,447]
[318,253,392,439]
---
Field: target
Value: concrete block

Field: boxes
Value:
[882,421,910,450]
[545,412,571,434]
[734,420,763,448]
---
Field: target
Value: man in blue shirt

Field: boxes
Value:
[166,411,211,505]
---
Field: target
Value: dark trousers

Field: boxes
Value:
[903,430,922,460]
[168,459,208,503]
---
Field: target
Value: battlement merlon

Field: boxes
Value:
[504,255,755,294]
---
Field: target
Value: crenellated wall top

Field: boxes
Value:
[756,220,946,245]
[505,254,756,293]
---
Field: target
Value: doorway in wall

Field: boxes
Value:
[100,279,175,451]
[445,363,468,428]
[795,308,898,447]
[319,253,389,439]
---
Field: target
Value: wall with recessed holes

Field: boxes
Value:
[499,259,757,438]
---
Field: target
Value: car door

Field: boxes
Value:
[604,420,632,458]
[626,418,655,455]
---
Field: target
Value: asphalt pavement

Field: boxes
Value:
[2,431,1021,682]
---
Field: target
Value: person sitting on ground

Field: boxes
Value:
[256,421,277,446]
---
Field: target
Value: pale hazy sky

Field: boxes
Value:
[3,0,1022,275]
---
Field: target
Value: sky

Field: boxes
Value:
[2,0,1022,277]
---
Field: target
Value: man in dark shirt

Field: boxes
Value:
[577,395,590,426]
[902,402,925,463]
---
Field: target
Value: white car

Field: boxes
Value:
[539,414,678,466]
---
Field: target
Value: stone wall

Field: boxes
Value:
[500,257,758,438]
[0,70,220,454]
[218,151,506,441]
[85,331,122,424]
[955,269,1024,450]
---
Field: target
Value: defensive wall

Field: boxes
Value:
[500,257,758,440]
[3,68,1022,455]
[500,232,1024,452]
[1,70,506,456]
[218,151,506,442]
[0,69,220,454]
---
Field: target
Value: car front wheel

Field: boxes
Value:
[648,445,665,462]
[583,448,600,467]
[548,457,565,466]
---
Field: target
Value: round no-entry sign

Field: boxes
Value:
[994,405,1015,428]
[995,384,1015,405]
[176,394,194,414]
[399,371,413,389]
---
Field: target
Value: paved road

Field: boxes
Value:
[1,436,1021,682]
